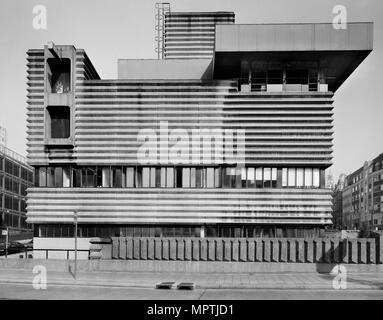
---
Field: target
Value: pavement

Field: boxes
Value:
[0,267,382,291]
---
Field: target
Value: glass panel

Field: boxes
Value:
[296,168,304,187]
[206,167,215,188]
[176,167,182,188]
[214,168,221,188]
[63,167,70,187]
[255,167,262,188]
[39,167,47,187]
[155,168,161,188]
[263,167,271,188]
[282,168,288,187]
[190,168,196,188]
[313,168,320,187]
[150,167,156,188]
[46,167,55,187]
[247,167,255,188]
[304,168,312,187]
[160,168,166,188]
[271,168,277,188]
[182,168,190,188]
[196,168,203,188]
[126,167,135,188]
[288,168,296,187]
[54,167,63,187]
[166,167,174,188]
[136,167,142,188]
[102,167,111,187]
[142,167,150,188]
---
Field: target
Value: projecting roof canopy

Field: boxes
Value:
[214,23,373,91]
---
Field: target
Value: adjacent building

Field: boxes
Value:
[335,154,383,231]
[25,9,373,258]
[0,145,34,235]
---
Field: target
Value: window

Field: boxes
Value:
[296,168,304,187]
[176,167,183,188]
[47,106,70,139]
[263,168,271,188]
[206,168,215,188]
[166,168,174,188]
[47,58,71,93]
[112,167,123,188]
[255,168,263,188]
[288,168,296,187]
[247,168,255,188]
[126,167,135,188]
[313,168,320,188]
[267,70,283,84]
[142,167,150,187]
[304,168,313,187]
[182,168,190,188]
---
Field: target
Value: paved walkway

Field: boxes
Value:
[0,268,381,290]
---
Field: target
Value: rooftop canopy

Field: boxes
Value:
[214,22,373,92]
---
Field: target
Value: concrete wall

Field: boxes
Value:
[117,59,213,80]
[215,23,373,52]
[33,237,91,260]
[107,236,382,264]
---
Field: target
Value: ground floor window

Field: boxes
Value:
[34,165,324,189]
[34,224,324,238]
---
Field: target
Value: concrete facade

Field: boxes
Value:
[25,11,373,257]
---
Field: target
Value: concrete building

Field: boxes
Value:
[25,10,373,258]
[0,145,34,236]
[339,153,383,231]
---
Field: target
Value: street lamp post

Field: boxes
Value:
[73,210,78,279]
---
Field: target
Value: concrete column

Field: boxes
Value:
[264,240,271,262]
[297,240,305,263]
[184,239,192,261]
[315,240,323,263]
[200,239,208,261]
[133,238,141,260]
[169,239,177,261]
[247,240,255,262]
[350,239,358,263]
[192,239,200,261]
[368,239,375,264]
[232,240,239,262]
[155,238,162,260]
[118,237,126,260]
[208,239,216,261]
[147,238,155,260]
[341,239,349,264]
[223,239,231,261]
[280,239,287,262]
[272,239,279,262]
[239,239,247,262]
[177,239,185,261]
[359,239,367,264]
[140,238,148,260]
[126,238,133,260]
[162,239,169,260]
[306,240,314,263]
[255,239,263,262]
[216,239,223,261]
[289,240,296,262]
[112,238,119,259]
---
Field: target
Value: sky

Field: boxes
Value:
[0,0,382,182]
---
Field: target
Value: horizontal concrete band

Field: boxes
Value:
[1,259,382,273]
[26,50,334,166]
[26,188,332,224]
[106,237,381,264]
